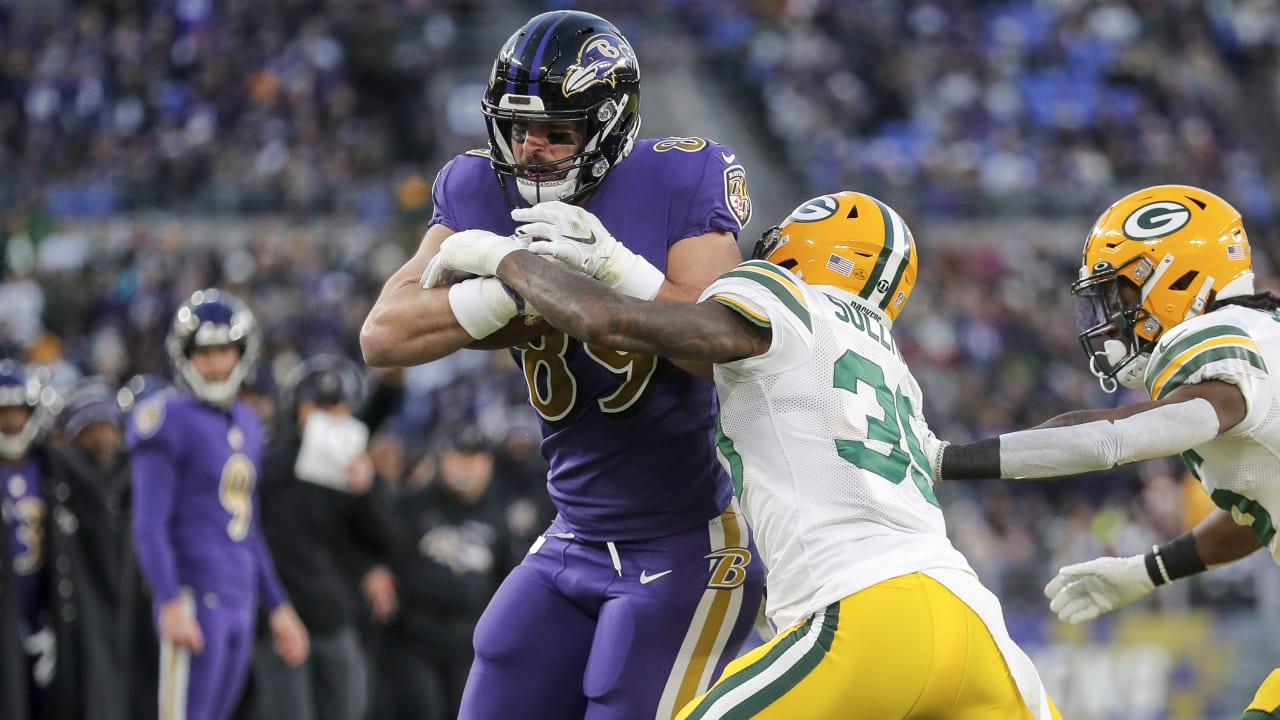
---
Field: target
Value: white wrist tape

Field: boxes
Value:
[448,277,517,339]
[999,398,1222,479]
[612,256,665,300]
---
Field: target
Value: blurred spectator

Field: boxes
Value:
[0,362,120,719]
[378,427,515,720]
[250,357,399,720]
[53,377,156,720]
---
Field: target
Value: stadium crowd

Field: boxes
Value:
[2,0,1279,718]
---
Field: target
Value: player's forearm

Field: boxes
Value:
[942,399,1221,480]
[1192,508,1262,567]
[360,281,476,366]
[499,251,652,349]
[500,251,762,363]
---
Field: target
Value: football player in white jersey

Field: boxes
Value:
[936,184,1280,720]
[422,193,1062,719]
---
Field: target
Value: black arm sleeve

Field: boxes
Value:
[939,438,1002,480]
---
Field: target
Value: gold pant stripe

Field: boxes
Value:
[656,501,749,719]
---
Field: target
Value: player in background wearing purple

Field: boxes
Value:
[0,360,116,720]
[361,10,763,720]
[129,289,309,720]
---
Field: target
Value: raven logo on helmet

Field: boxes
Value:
[564,34,638,97]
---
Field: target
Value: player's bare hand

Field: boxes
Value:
[345,452,375,494]
[361,565,399,623]
[159,592,204,653]
[269,604,310,667]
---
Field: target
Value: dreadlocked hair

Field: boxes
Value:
[1208,291,1280,312]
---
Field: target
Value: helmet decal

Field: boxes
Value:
[1122,201,1192,240]
[564,34,638,97]
[788,195,840,223]
[759,191,918,327]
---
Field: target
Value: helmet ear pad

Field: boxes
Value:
[483,11,641,206]
[764,191,919,327]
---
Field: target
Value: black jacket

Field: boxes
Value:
[258,427,400,633]
[1,445,123,720]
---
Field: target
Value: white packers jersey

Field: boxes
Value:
[700,260,972,631]
[1143,304,1280,562]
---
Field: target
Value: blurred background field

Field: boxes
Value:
[4,0,1280,717]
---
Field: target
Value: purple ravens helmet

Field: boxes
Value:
[164,289,261,406]
[483,10,641,206]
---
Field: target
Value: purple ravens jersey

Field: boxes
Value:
[431,137,750,541]
[2,457,45,636]
[128,393,285,610]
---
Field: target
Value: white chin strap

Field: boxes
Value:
[0,423,38,459]
[180,365,244,407]
[1090,339,1149,394]
[517,173,579,205]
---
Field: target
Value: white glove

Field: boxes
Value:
[421,229,524,289]
[512,201,665,300]
[1043,555,1155,624]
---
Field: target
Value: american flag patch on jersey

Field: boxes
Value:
[1227,244,1246,261]
[827,254,854,276]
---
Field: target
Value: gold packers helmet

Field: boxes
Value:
[1073,184,1253,391]
[752,191,918,326]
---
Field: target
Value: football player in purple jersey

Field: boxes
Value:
[129,290,309,720]
[361,10,764,720]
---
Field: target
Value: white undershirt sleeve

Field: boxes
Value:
[998,398,1221,479]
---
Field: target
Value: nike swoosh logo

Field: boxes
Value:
[722,152,736,164]
[563,231,596,244]
[639,569,673,584]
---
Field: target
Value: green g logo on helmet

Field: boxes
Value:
[1122,201,1191,240]
[787,195,840,223]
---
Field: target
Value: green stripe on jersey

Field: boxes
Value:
[1146,325,1254,384]
[1210,488,1276,549]
[1182,449,1203,482]
[721,265,811,331]
[1153,346,1266,400]
[716,413,745,499]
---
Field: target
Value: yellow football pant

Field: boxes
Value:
[1242,669,1280,719]
[677,572,1062,720]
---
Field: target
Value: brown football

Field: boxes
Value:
[468,317,550,350]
